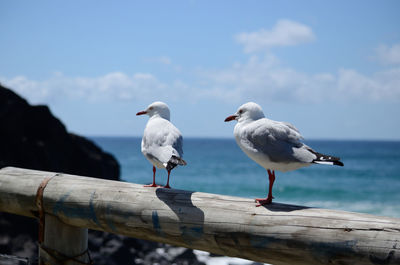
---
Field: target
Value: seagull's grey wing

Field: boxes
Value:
[268,119,303,143]
[172,134,184,157]
[165,125,184,157]
[281,121,303,139]
[243,119,311,163]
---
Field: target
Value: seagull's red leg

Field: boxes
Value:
[163,170,172,189]
[255,169,276,206]
[144,166,158,187]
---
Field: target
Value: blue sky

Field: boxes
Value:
[1,0,400,139]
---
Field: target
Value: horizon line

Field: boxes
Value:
[84,135,400,142]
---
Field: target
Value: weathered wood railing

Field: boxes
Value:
[0,167,399,265]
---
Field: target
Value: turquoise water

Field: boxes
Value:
[91,137,400,218]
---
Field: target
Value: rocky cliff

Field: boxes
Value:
[0,85,119,180]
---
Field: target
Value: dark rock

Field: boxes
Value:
[10,234,36,260]
[0,84,121,264]
[0,84,120,180]
[172,248,206,265]
[142,250,170,265]
[0,212,39,264]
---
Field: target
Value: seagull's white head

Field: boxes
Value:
[136,101,171,120]
[224,102,265,123]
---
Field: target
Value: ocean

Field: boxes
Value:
[91,137,400,218]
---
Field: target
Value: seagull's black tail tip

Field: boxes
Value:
[313,159,344,167]
[309,149,344,167]
[333,160,344,167]
[166,155,187,171]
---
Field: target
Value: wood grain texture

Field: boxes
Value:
[0,167,399,265]
[40,214,89,265]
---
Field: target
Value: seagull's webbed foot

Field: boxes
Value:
[255,196,274,207]
[163,184,171,189]
[144,183,159,187]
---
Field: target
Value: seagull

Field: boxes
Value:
[136,101,186,188]
[225,102,343,206]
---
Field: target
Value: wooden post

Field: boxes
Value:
[39,214,89,265]
[0,167,399,265]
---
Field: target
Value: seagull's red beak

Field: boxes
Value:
[224,115,238,122]
[136,111,147,116]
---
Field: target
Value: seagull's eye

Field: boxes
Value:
[149,107,153,110]
[238,109,243,114]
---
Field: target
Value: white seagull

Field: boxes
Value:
[225,102,343,206]
[137,101,186,188]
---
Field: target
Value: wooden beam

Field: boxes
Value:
[0,167,399,265]
[40,214,89,265]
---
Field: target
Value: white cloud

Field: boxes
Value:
[197,55,400,103]
[337,68,400,101]
[235,19,315,53]
[2,60,399,107]
[375,43,400,65]
[0,72,169,104]
[2,75,48,103]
